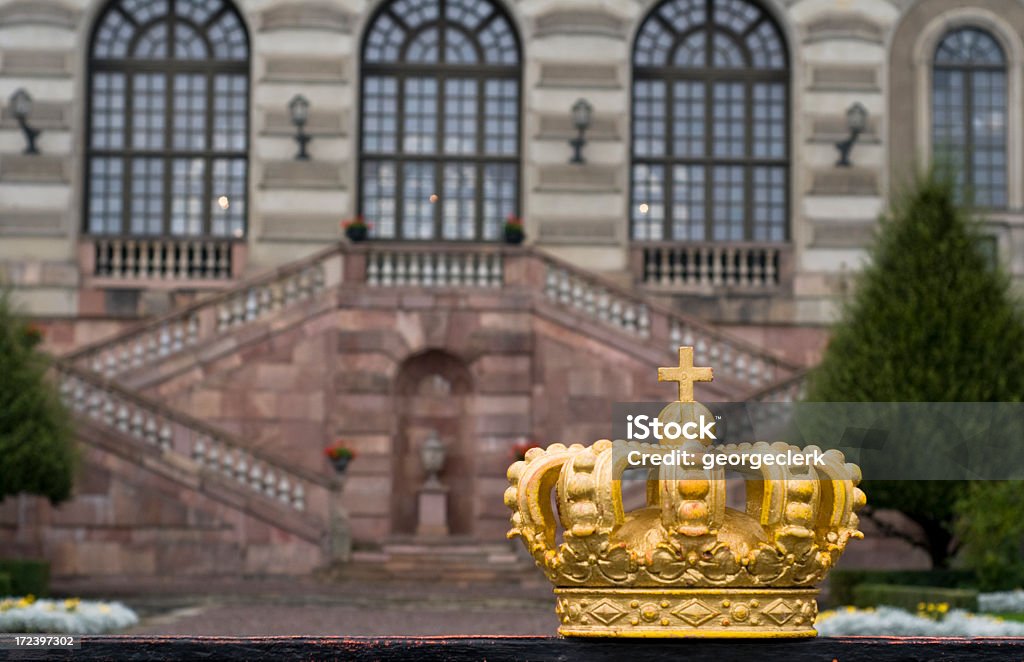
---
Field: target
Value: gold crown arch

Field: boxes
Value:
[505,347,866,638]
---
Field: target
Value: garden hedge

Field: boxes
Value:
[828,569,976,606]
[0,559,50,597]
[852,583,979,612]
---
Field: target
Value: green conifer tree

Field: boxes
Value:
[804,171,1024,568]
[0,292,75,503]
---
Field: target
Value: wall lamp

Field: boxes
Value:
[288,94,312,161]
[568,98,593,164]
[835,102,868,167]
[9,88,41,155]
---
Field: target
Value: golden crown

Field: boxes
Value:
[505,347,866,638]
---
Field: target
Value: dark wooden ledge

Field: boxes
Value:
[6,636,1024,661]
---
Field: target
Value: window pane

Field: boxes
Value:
[444,79,477,155]
[213,74,247,151]
[171,158,205,236]
[130,158,164,235]
[131,74,166,150]
[712,82,745,158]
[402,78,437,154]
[362,76,398,154]
[712,166,744,241]
[672,165,705,240]
[483,163,517,240]
[752,166,786,241]
[443,163,476,239]
[484,80,517,156]
[634,81,666,158]
[401,162,436,239]
[752,83,785,159]
[91,73,125,150]
[632,164,665,241]
[362,160,397,239]
[211,158,246,238]
[88,157,124,234]
[672,81,704,157]
[173,74,206,150]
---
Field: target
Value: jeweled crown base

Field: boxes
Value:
[554,588,819,638]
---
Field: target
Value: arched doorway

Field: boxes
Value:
[392,350,475,536]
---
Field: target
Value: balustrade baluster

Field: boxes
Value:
[102,396,115,426]
[450,256,463,285]
[217,304,232,331]
[489,255,502,287]
[436,254,448,285]
[158,325,171,357]
[623,304,636,332]
[292,484,305,510]
[570,281,583,309]
[421,253,435,286]
[221,448,234,475]
[380,255,394,286]
[249,464,263,489]
[557,271,571,305]
[193,439,206,465]
[158,424,172,451]
[475,255,489,287]
[235,456,248,481]
[395,254,408,285]
[263,470,276,497]
[596,292,610,322]
[207,443,219,468]
[637,306,651,338]
[367,254,380,285]
[765,249,778,286]
[544,269,558,299]
[245,289,259,321]
[130,410,144,438]
[609,300,623,328]
[408,253,421,285]
[277,477,291,503]
[144,416,158,445]
[171,323,184,352]
[115,404,130,432]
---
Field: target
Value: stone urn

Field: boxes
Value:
[420,433,446,487]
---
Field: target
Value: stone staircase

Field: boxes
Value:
[64,242,804,398]
[327,541,540,586]
[48,241,811,576]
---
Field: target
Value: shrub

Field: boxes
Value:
[852,583,978,612]
[804,171,1024,568]
[828,569,976,607]
[0,291,75,504]
[0,597,138,634]
[0,574,9,597]
[0,560,50,597]
[956,480,1024,591]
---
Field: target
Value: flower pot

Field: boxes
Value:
[504,228,525,245]
[345,226,368,242]
[330,455,352,473]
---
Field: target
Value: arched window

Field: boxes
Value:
[932,27,1007,208]
[86,0,250,238]
[631,0,789,242]
[359,0,521,241]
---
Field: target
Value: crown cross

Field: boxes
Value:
[658,346,713,403]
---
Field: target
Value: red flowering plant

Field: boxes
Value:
[341,216,371,242]
[324,440,356,472]
[510,439,541,462]
[503,214,525,244]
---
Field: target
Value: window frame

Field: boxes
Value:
[357,0,523,242]
[629,0,791,243]
[83,0,251,239]
[931,26,1009,210]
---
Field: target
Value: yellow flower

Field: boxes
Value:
[99,604,111,614]
[63,598,80,611]
[938,603,949,613]
[917,602,926,611]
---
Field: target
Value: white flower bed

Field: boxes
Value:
[0,597,138,634]
[979,590,1024,614]
[817,606,1024,636]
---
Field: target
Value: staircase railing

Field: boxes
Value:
[66,245,344,378]
[63,241,802,393]
[55,360,335,520]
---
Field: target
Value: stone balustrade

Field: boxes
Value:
[634,242,791,291]
[57,363,310,511]
[543,263,651,337]
[90,236,237,281]
[365,248,503,287]
[69,247,341,378]
[668,318,784,390]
